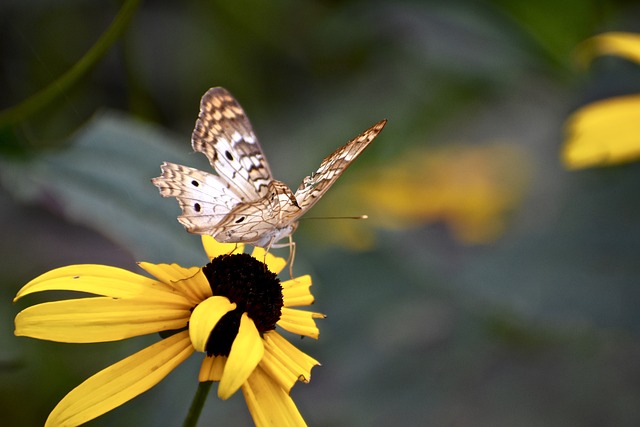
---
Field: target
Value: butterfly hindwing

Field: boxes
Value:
[152,162,243,234]
[192,87,273,200]
[210,181,300,247]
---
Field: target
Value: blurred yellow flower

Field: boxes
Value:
[14,236,321,427]
[573,32,640,66]
[563,32,640,169]
[308,142,528,249]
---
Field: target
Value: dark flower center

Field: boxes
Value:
[201,253,283,356]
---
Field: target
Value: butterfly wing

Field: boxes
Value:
[191,87,273,200]
[293,119,387,216]
[152,162,244,234]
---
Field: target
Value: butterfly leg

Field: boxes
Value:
[263,238,275,272]
[287,235,296,279]
[267,235,296,278]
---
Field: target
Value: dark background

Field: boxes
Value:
[2,1,640,426]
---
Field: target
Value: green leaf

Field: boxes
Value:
[0,112,210,266]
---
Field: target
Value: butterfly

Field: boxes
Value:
[152,87,386,265]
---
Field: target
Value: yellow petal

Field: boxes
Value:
[45,331,194,427]
[137,263,211,305]
[242,365,307,427]
[563,94,640,168]
[281,275,314,307]
[277,308,324,339]
[199,355,227,382]
[15,298,191,343]
[576,32,640,66]
[260,331,319,393]
[14,264,179,302]
[136,262,196,285]
[201,235,243,260]
[189,296,236,352]
[251,247,287,274]
[218,313,264,400]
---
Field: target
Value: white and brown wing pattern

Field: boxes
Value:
[152,163,244,234]
[207,181,301,247]
[191,87,273,200]
[293,119,387,214]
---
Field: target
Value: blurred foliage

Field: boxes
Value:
[316,142,530,249]
[2,0,640,426]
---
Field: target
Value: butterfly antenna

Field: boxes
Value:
[301,215,369,220]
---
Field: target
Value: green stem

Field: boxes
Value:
[0,0,142,128]
[183,381,213,427]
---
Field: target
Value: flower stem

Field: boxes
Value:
[0,0,141,128]
[183,381,213,427]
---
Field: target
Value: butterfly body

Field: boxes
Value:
[153,87,386,250]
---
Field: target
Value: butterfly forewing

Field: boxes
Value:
[293,119,387,214]
[192,87,273,200]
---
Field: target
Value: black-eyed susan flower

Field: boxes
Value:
[14,236,322,427]
[563,32,640,169]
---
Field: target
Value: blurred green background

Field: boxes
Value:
[2,0,640,426]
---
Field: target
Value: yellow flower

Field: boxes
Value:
[563,32,640,169]
[14,236,322,426]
